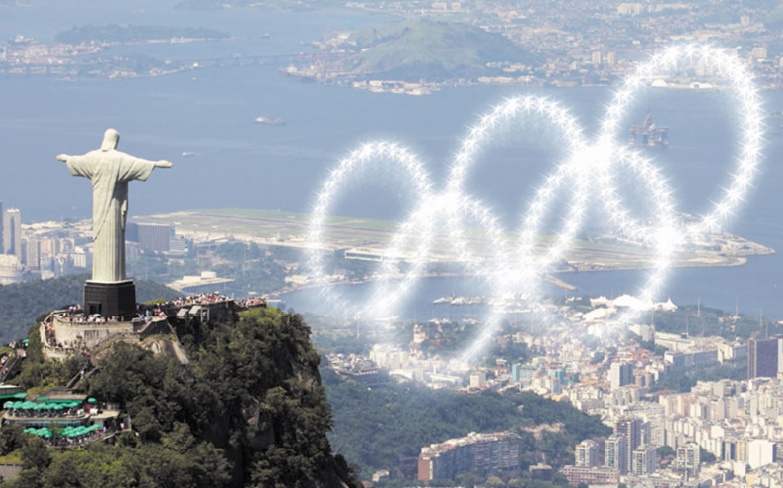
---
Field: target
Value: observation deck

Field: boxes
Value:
[40,294,267,360]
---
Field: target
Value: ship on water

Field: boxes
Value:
[254,116,285,126]
[629,110,668,148]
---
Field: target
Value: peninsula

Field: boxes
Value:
[133,208,774,273]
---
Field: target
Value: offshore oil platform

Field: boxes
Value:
[629,110,669,148]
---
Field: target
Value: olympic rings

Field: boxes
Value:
[306,45,764,362]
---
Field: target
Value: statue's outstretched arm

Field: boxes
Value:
[59,153,93,178]
[155,160,173,168]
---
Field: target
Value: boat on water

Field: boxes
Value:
[255,116,285,126]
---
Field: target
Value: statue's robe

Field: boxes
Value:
[66,150,155,283]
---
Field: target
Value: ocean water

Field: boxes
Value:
[1,3,783,318]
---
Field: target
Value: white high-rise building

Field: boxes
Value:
[575,440,599,468]
[676,442,700,478]
[605,434,628,474]
[0,254,22,285]
[609,362,633,389]
[469,371,486,389]
[2,208,21,260]
[616,417,643,474]
[747,439,775,469]
[25,237,40,270]
[631,445,656,476]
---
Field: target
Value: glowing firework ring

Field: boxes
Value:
[307,142,435,317]
[367,193,511,319]
[447,96,591,287]
[305,44,764,360]
[599,45,762,236]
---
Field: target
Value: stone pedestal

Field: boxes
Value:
[84,280,136,318]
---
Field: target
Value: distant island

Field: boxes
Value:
[281,20,541,92]
[5,0,783,90]
[0,24,231,79]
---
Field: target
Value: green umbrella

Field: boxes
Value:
[87,398,97,404]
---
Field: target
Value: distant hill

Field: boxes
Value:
[324,368,610,476]
[339,21,541,81]
[0,275,176,344]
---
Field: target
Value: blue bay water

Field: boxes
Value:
[0,4,782,318]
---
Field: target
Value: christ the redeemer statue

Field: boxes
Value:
[57,129,172,317]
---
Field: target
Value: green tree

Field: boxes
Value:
[4,437,52,488]
[0,424,24,455]
[486,475,505,487]
[20,438,50,472]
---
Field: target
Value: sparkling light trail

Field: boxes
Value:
[305,45,765,363]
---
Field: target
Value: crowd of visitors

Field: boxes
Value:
[41,293,268,351]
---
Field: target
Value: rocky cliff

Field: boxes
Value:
[5,305,361,488]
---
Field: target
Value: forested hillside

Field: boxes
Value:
[341,20,541,81]
[1,307,361,488]
[323,369,611,482]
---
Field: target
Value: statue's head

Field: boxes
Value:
[100,129,120,151]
